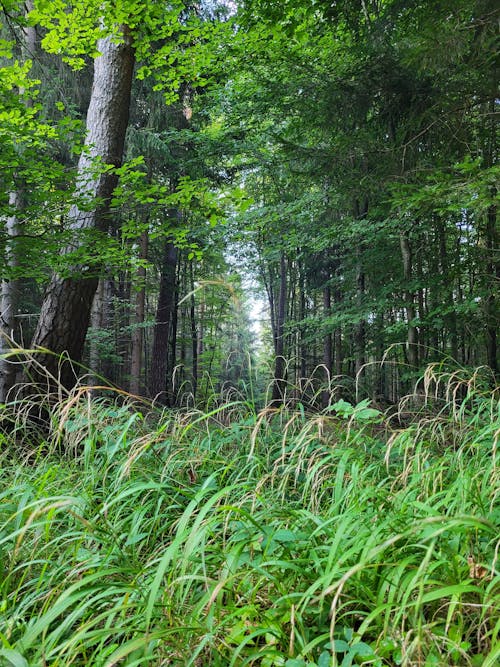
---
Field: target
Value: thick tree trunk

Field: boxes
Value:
[148,241,178,403]
[26,28,134,390]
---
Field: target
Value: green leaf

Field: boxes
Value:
[331,640,350,652]
[271,529,297,543]
[0,649,29,667]
[318,651,332,667]
[351,642,375,657]
[329,400,354,418]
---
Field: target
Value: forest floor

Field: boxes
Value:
[0,379,499,666]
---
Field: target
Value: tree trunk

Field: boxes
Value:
[190,263,198,399]
[271,252,287,404]
[130,230,148,395]
[322,285,332,407]
[0,10,36,401]
[89,277,105,385]
[354,263,366,376]
[437,221,458,361]
[298,261,307,381]
[399,230,418,368]
[0,192,23,401]
[26,28,134,390]
[354,198,368,380]
[485,203,498,376]
[148,241,178,402]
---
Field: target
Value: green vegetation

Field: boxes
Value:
[1,1,498,664]
[1,371,498,666]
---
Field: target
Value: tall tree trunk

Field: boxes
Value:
[26,28,134,390]
[271,252,287,404]
[485,203,498,376]
[437,220,458,361]
[148,241,178,402]
[0,10,36,401]
[168,263,180,405]
[89,277,105,385]
[416,250,427,363]
[298,261,307,381]
[399,230,418,368]
[354,198,368,380]
[322,284,332,407]
[130,229,148,395]
[0,192,23,401]
[190,262,198,399]
[334,286,343,376]
[354,263,366,376]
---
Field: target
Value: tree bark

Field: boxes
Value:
[148,241,178,403]
[399,230,418,368]
[322,284,332,407]
[0,192,23,401]
[271,252,287,404]
[485,203,498,376]
[354,263,366,376]
[130,230,148,394]
[0,9,36,401]
[26,28,134,390]
[437,221,458,361]
[354,198,368,379]
[190,262,198,399]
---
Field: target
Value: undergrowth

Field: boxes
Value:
[0,375,498,666]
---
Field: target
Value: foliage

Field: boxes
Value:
[0,375,498,665]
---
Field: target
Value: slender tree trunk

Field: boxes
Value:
[271,252,287,404]
[322,285,332,407]
[354,198,368,379]
[485,202,498,375]
[416,251,426,362]
[190,263,198,398]
[26,28,134,390]
[130,230,148,394]
[168,264,180,405]
[334,286,343,376]
[298,263,307,381]
[483,91,498,376]
[0,11,36,401]
[400,230,418,368]
[0,192,24,401]
[148,241,178,402]
[354,263,366,376]
[89,277,105,385]
[437,221,458,361]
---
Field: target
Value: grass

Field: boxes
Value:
[0,376,498,666]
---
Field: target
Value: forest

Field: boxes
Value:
[0,0,498,665]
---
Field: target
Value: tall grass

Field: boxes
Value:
[0,376,498,666]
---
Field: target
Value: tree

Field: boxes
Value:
[26,24,135,389]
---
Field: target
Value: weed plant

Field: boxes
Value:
[0,375,498,666]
